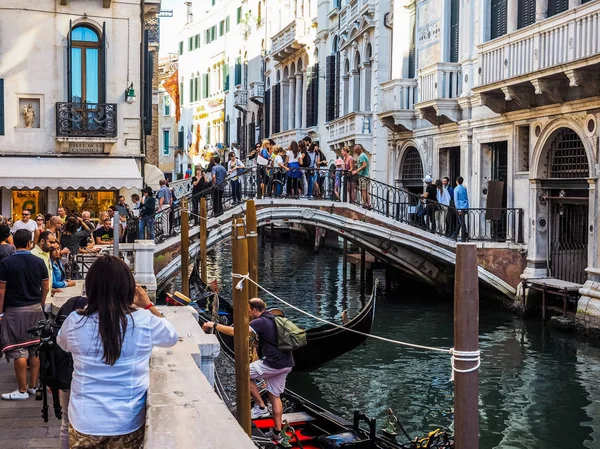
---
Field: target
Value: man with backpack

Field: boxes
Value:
[202,298,296,443]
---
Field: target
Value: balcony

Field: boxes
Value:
[414,63,462,126]
[340,0,375,27]
[249,82,265,104]
[55,102,117,138]
[378,78,418,132]
[270,19,311,62]
[475,2,600,113]
[327,112,373,148]
[271,129,306,149]
[233,89,247,110]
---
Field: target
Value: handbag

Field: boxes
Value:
[257,154,269,166]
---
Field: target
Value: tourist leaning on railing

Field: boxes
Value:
[452,176,469,242]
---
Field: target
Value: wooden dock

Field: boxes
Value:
[0,360,60,449]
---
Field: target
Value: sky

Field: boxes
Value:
[158,0,188,57]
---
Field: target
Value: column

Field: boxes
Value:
[133,240,158,300]
[342,73,349,116]
[302,72,308,128]
[295,74,303,129]
[289,76,296,131]
[281,80,289,131]
[536,0,548,22]
[507,0,518,32]
[521,179,549,280]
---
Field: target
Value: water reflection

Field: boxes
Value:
[199,236,600,449]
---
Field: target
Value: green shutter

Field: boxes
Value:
[237,7,242,24]
[548,0,568,16]
[235,58,241,85]
[491,0,507,39]
[226,16,230,32]
[223,64,230,91]
[179,41,183,55]
[189,79,193,103]
[518,0,536,28]
[449,0,459,62]
[220,21,224,36]
[180,82,184,105]
[0,79,4,136]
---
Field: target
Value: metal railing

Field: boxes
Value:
[143,166,524,244]
[56,102,118,138]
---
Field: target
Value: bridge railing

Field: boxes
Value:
[141,166,523,244]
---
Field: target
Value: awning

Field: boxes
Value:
[0,157,143,190]
[144,163,165,191]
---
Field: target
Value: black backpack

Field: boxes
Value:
[52,296,88,390]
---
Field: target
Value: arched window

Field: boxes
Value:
[399,147,424,195]
[549,128,589,179]
[353,52,361,112]
[364,44,372,111]
[69,24,105,103]
[343,59,350,115]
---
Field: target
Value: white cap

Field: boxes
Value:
[424,175,433,183]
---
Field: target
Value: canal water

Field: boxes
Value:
[193,235,600,449]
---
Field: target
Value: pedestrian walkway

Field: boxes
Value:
[0,360,60,449]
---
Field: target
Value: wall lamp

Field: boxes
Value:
[125,83,136,103]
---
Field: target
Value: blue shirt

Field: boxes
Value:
[52,260,68,289]
[211,164,227,186]
[157,186,172,206]
[454,184,469,210]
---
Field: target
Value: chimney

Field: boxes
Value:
[185,2,193,25]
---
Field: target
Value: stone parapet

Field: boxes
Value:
[145,307,254,449]
[577,268,600,330]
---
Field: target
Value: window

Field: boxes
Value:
[237,7,242,24]
[179,81,184,105]
[548,0,568,17]
[235,57,242,85]
[178,41,183,55]
[203,73,209,98]
[212,0,215,5]
[189,79,193,103]
[195,77,199,101]
[69,25,103,103]
[226,16,231,32]
[0,79,4,136]
[195,34,200,49]
[490,0,507,39]
[188,37,193,51]
[205,29,210,43]
[164,95,170,116]
[223,63,230,91]
[518,0,536,29]
[163,130,170,156]
[219,20,225,36]
[449,0,459,63]
[206,123,211,144]
[516,125,530,172]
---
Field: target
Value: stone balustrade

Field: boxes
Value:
[271,128,306,148]
[380,78,418,112]
[234,89,248,107]
[249,81,265,102]
[271,19,309,61]
[417,62,462,103]
[478,2,600,86]
[145,306,255,449]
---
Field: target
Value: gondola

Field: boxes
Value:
[187,267,378,371]
[214,349,454,449]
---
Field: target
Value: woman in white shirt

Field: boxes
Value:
[57,255,178,448]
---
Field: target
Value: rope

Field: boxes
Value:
[449,349,481,382]
[231,273,481,381]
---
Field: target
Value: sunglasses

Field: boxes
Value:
[23,214,31,217]
[36,218,44,221]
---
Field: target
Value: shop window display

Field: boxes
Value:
[11,190,46,222]
[58,190,117,218]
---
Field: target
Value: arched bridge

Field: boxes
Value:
[153,172,526,298]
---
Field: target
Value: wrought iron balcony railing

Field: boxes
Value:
[56,102,118,138]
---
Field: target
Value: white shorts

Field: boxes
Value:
[250,359,293,397]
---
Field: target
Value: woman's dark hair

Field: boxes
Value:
[44,213,53,223]
[298,139,306,152]
[289,140,299,158]
[308,143,317,153]
[80,255,136,365]
[0,224,11,242]
[436,180,443,189]
[64,217,79,234]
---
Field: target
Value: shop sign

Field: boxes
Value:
[68,142,104,154]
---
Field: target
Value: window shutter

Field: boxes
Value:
[408,19,416,77]
[272,84,280,134]
[312,63,319,126]
[325,55,335,122]
[548,0,568,16]
[235,59,241,86]
[67,20,72,101]
[265,88,271,137]
[335,53,340,118]
[178,129,184,149]
[226,16,231,32]
[100,22,107,103]
[491,0,507,39]
[518,0,536,28]
[144,31,152,135]
[224,64,229,91]
[0,79,4,136]
[305,68,314,127]
[449,0,459,62]
[225,117,230,146]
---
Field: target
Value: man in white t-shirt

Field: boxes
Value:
[12,210,37,238]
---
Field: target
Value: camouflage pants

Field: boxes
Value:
[69,425,144,449]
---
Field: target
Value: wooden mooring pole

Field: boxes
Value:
[181,198,190,297]
[342,238,348,278]
[454,243,479,449]
[232,218,251,435]
[246,200,258,299]
[199,197,208,283]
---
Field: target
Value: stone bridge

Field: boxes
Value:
[153,199,526,298]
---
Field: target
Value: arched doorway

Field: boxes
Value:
[542,128,590,284]
[397,147,424,196]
